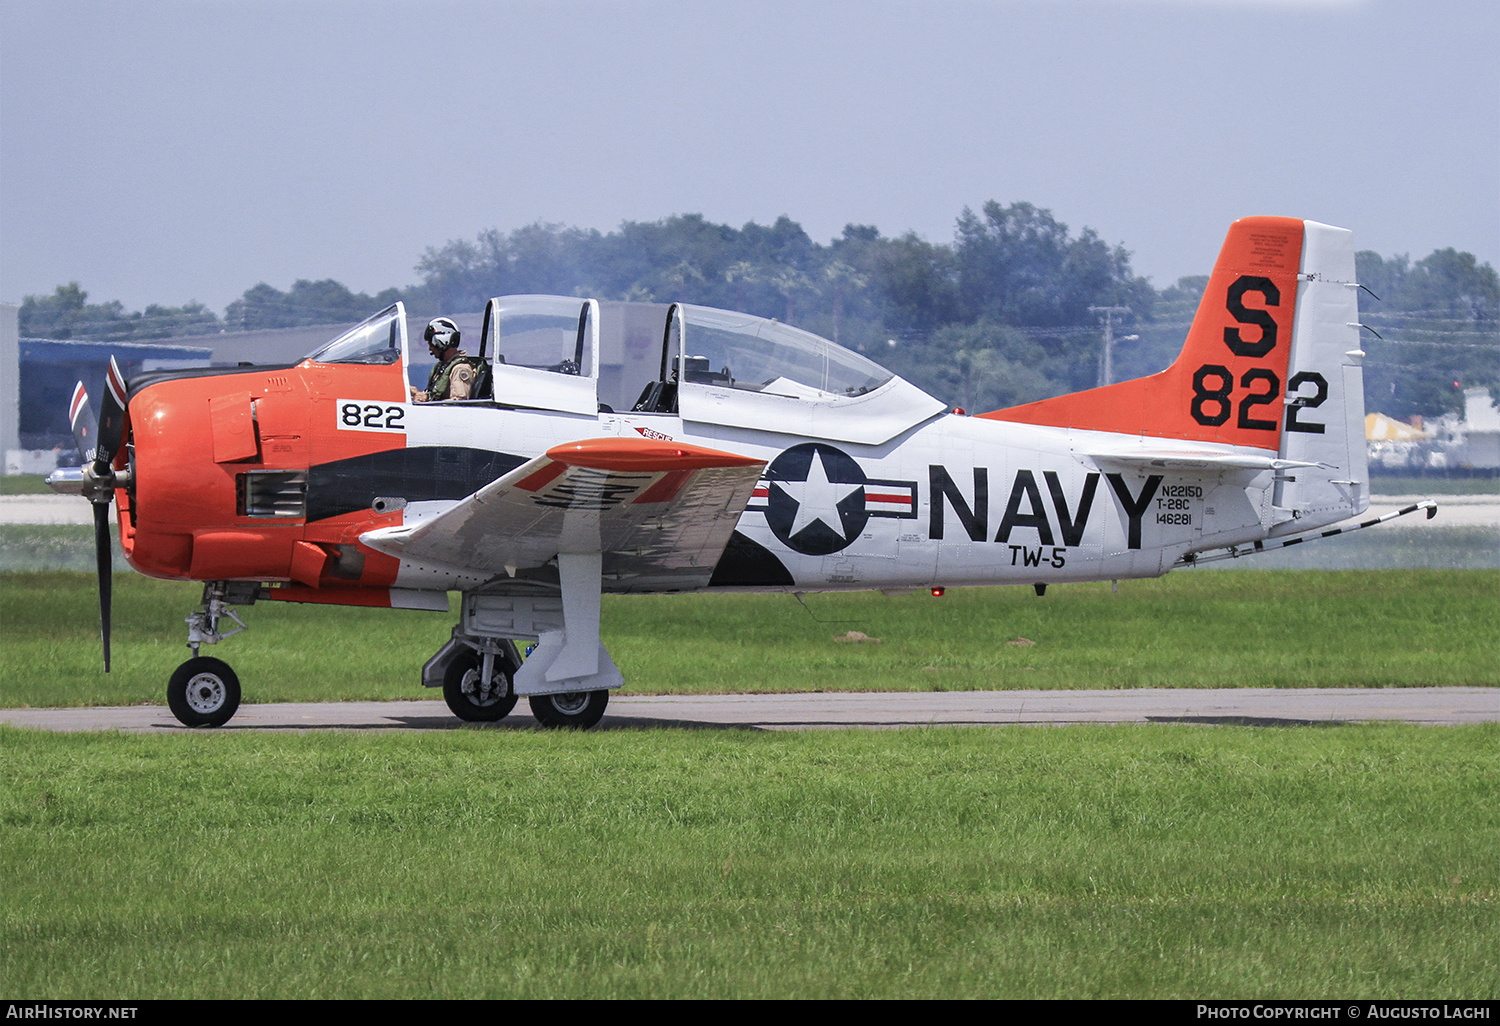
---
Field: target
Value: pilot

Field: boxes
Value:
[411,317,478,402]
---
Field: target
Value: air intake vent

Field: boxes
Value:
[238,470,307,518]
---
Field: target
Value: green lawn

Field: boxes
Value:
[2,723,1494,998]
[4,567,1495,998]
[0,475,53,496]
[1,570,1496,708]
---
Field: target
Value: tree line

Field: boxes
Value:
[19,203,1497,419]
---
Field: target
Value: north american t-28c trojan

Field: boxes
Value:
[51,216,1435,728]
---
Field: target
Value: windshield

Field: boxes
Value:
[488,296,594,376]
[678,305,892,398]
[304,305,403,366]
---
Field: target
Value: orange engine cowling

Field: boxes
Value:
[119,364,405,591]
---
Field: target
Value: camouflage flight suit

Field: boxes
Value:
[412,353,480,402]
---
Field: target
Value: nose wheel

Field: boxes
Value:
[167,656,242,727]
[168,583,253,727]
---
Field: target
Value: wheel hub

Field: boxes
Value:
[461,668,502,707]
[185,673,226,714]
[550,692,589,714]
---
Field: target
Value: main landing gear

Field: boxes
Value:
[528,690,610,729]
[442,645,520,722]
[434,643,609,729]
[421,586,623,730]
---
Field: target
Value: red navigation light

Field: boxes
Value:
[931,587,945,597]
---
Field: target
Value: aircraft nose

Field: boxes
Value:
[120,375,319,585]
[115,380,222,579]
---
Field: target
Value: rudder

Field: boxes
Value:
[1272,219,1368,531]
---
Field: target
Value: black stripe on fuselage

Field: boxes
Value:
[306,447,526,522]
[709,531,795,587]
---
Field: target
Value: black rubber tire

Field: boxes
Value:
[528,690,609,729]
[443,650,518,722]
[167,657,242,728]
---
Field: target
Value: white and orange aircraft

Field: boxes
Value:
[50,216,1434,728]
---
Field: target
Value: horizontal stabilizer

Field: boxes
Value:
[1085,448,1321,473]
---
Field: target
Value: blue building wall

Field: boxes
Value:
[17,338,211,455]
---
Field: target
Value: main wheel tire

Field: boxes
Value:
[167,657,242,728]
[443,650,518,722]
[528,690,609,729]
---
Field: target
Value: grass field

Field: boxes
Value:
[1,570,1496,707]
[2,723,1495,998]
[3,567,1496,998]
[0,475,60,496]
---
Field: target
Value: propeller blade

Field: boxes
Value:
[69,382,96,463]
[94,501,113,673]
[94,357,128,474]
[83,357,127,673]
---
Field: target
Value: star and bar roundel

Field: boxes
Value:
[748,443,918,555]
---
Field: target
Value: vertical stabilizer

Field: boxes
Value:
[979,216,1306,450]
[979,216,1370,532]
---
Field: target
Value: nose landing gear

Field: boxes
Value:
[168,582,251,728]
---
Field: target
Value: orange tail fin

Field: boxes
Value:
[978,215,1305,451]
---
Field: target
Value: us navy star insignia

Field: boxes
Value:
[775,448,862,540]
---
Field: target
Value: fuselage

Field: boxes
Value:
[118,358,1307,599]
[59,217,1376,730]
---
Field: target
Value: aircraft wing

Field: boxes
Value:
[361,437,766,592]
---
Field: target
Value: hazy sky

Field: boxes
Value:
[2,0,1496,316]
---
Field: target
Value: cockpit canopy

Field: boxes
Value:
[673,305,891,399]
[483,296,594,377]
[302,296,945,444]
[303,305,404,366]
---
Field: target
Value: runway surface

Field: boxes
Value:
[2,688,1495,733]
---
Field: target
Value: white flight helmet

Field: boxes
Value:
[424,317,461,357]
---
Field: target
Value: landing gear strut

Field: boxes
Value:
[168,582,252,728]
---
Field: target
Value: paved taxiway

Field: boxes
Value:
[2,688,1495,733]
